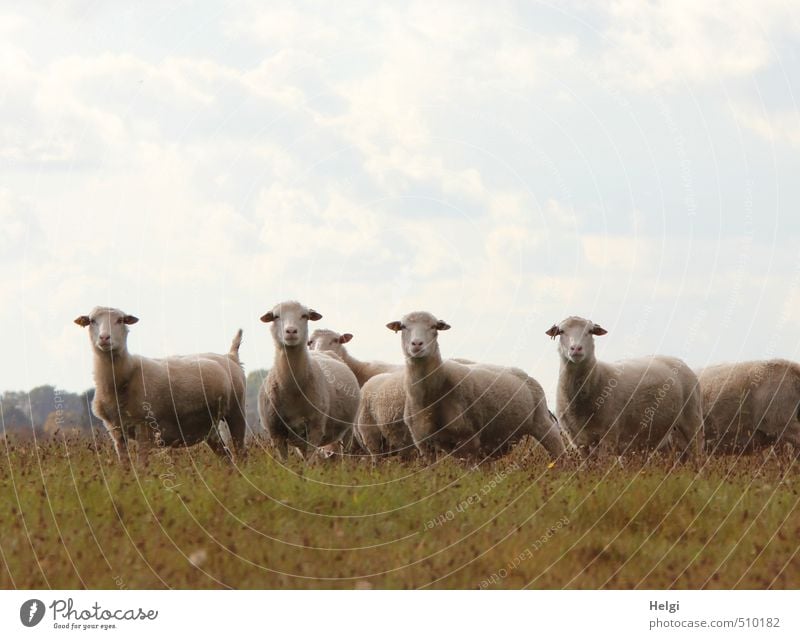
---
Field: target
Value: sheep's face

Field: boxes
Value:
[387,311,450,360]
[260,300,322,348]
[308,329,352,356]
[74,306,139,353]
[546,316,606,364]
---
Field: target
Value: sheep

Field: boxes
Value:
[74,306,246,465]
[257,301,361,460]
[545,316,703,459]
[307,329,478,460]
[355,370,415,459]
[307,327,409,459]
[386,311,565,461]
[697,359,800,453]
[308,329,399,386]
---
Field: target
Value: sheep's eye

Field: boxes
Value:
[400,324,407,330]
[301,314,309,320]
[90,319,96,326]
[115,318,123,324]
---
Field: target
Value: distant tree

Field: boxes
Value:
[43,410,85,436]
[27,385,57,428]
[0,403,31,432]
[1,386,100,435]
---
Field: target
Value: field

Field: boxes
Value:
[1,434,798,589]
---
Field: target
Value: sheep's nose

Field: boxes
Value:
[99,334,110,343]
[285,327,298,335]
[411,340,424,348]
[570,345,583,353]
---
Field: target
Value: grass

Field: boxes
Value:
[1,434,798,589]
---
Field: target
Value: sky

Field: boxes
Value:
[2,0,800,406]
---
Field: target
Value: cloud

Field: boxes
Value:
[0,189,39,260]
[732,104,800,147]
[589,0,800,90]
[581,233,649,270]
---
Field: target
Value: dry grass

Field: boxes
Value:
[1,434,798,589]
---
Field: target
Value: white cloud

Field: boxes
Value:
[581,233,649,270]
[591,0,800,90]
[732,104,800,147]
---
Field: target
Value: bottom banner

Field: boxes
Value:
[0,590,796,638]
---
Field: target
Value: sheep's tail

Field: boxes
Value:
[229,329,243,360]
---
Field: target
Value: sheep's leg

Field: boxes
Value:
[135,421,154,465]
[340,429,362,458]
[271,435,289,461]
[530,406,567,459]
[106,423,131,468]
[782,428,800,457]
[458,435,482,461]
[672,418,702,463]
[358,419,385,459]
[262,405,289,461]
[225,401,247,460]
[674,388,704,461]
[303,416,326,462]
[398,438,419,462]
[412,437,436,462]
[407,407,438,462]
[347,427,368,457]
[206,422,234,461]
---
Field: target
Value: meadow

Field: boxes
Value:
[1,434,798,589]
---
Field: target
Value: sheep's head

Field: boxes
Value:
[260,300,321,348]
[387,311,450,360]
[74,306,138,353]
[546,316,606,364]
[308,328,352,356]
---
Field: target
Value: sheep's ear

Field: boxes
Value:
[308,310,323,321]
[590,324,608,336]
[545,325,561,338]
[386,321,402,332]
[340,333,353,344]
[435,320,451,331]
[260,311,275,323]
[74,315,91,327]
[123,315,139,325]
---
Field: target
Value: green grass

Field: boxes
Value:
[1,434,798,589]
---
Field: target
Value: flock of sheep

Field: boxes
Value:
[73,302,800,466]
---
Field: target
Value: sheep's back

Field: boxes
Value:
[450,362,543,446]
[587,356,696,446]
[310,351,360,424]
[141,356,239,410]
[700,359,800,445]
[362,371,405,424]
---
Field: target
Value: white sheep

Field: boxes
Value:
[355,371,415,459]
[387,311,565,460]
[697,359,800,453]
[257,301,361,460]
[308,327,409,459]
[308,328,399,386]
[74,306,246,464]
[545,316,703,458]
